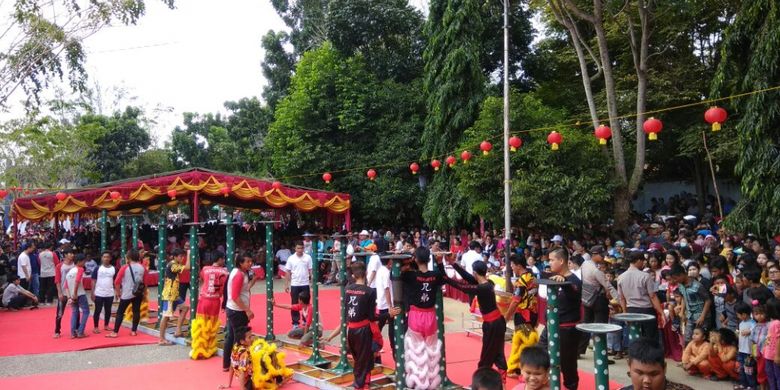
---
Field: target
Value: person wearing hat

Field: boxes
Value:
[2,274,38,310]
[578,245,619,360]
[358,230,373,250]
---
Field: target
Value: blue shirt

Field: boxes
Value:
[30,252,40,275]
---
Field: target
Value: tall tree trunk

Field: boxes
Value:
[693,158,707,215]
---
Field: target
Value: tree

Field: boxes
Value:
[266,43,425,225]
[541,0,740,229]
[456,91,613,230]
[261,31,295,109]
[0,115,94,188]
[77,106,151,182]
[169,98,272,174]
[0,0,175,108]
[326,0,425,82]
[123,148,174,177]
[421,0,486,229]
[712,0,780,236]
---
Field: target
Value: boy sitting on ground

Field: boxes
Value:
[272,291,320,346]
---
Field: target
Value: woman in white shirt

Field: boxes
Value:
[91,251,116,333]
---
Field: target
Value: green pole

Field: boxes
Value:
[391,258,406,389]
[225,210,234,272]
[157,212,166,325]
[304,237,328,367]
[331,237,351,374]
[547,286,561,390]
[264,224,275,341]
[189,225,199,323]
[433,259,455,387]
[628,322,641,342]
[131,216,139,251]
[100,210,107,253]
[120,216,127,265]
[592,333,610,390]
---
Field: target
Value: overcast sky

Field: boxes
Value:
[75,1,436,146]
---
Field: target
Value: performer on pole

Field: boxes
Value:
[345,261,377,390]
[400,246,445,389]
[191,251,229,359]
[504,254,539,376]
[446,259,508,383]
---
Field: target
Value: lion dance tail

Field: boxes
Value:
[189,315,220,359]
[250,339,294,390]
[507,327,539,374]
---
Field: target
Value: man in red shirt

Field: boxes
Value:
[191,251,229,359]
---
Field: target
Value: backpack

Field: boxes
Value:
[129,264,145,298]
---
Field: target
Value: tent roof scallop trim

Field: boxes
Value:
[13,168,351,221]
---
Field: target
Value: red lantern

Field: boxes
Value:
[594,124,612,145]
[167,189,177,200]
[704,106,728,131]
[431,159,441,171]
[480,141,493,156]
[272,181,282,190]
[55,192,67,201]
[446,155,456,168]
[410,162,420,175]
[220,185,230,197]
[509,136,522,152]
[460,150,472,164]
[367,169,377,181]
[643,117,663,140]
[322,172,332,184]
[109,191,121,201]
[547,131,563,151]
[0,189,7,199]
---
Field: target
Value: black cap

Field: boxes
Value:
[589,245,605,255]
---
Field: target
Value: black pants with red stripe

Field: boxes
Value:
[479,317,508,371]
[347,324,374,389]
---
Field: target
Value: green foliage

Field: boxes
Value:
[326,0,425,82]
[712,0,780,236]
[267,43,424,225]
[455,91,614,230]
[0,115,95,188]
[77,107,151,182]
[124,149,174,178]
[261,31,295,109]
[169,98,272,174]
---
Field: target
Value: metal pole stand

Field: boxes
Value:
[386,254,412,388]
[330,234,352,374]
[187,224,199,323]
[432,252,456,388]
[576,323,623,390]
[539,279,571,390]
[264,222,274,341]
[612,313,656,342]
[131,216,139,250]
[119,216,127,266]
[224,209,235,272]
[100,209,108,253]
[303,234,329,368]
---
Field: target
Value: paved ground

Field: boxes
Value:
[0,278,733,389]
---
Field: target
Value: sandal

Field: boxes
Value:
[158,340,174,346]
[53,333,61,339]
[130,331,137,336]
[173,333,183,338]
[93,329,101,334]
[105,333,118,338]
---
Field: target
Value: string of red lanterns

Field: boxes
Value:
[594,124,612,145]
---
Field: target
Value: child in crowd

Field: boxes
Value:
[762,299,780,390]
[220,325,254,390]
[722,286,740,331]
[711,275,730,329]
[512,346,550,390]
[471,368,503,390]
[737,302,757,389]
[682,327,711,375]
[705,328,738,381]
[751,304,768,390]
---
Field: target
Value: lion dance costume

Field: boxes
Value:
[190,264,229,359]
[402,269,445,389]
[249,338,294,389]
[506,270,539,374]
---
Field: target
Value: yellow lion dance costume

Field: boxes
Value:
[249,338,294,389]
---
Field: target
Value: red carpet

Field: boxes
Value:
[0,358,314,390]
[0,307,157,357]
